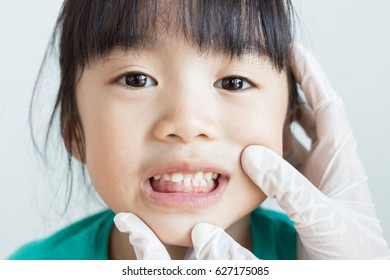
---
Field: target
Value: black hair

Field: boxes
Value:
[31,0,299,209]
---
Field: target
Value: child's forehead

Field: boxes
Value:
[93,30,264,61]
[97,41,272,69]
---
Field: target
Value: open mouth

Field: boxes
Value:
[150,172,220,193]
[143,170,229,208]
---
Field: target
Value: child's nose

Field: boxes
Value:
[152,88,219,143]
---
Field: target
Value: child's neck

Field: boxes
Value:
[109,215,252,260]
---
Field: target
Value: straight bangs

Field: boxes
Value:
[57,0,295,71]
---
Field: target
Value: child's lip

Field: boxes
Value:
[142,174,229,209]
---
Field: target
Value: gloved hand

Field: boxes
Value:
[187,44,390,260]
[239,44,390,259]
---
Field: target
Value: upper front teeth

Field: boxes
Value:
[153,171,219,183]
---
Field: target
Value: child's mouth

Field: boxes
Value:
[143,170,229,208]
[150,172,220,193]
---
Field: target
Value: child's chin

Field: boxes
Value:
[153,223,193,247]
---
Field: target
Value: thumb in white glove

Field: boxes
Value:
[114,212,171,259]
[191,223,258,260]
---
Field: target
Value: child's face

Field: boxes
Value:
[75,36,289,246]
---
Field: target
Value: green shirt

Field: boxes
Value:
[8,208,296,260]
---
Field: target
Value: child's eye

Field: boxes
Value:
[117,72,157,88]
[214,76,254,91]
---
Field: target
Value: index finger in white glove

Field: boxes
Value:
[192,223,258,260]
[114,212,171,260]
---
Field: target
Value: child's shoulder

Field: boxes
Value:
[251,207,294,228]
[8,210,115,260]
[250,207,297,260]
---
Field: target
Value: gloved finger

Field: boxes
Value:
[285,133,308,173]
[192,223,258,260]
[291,44,354,171]
[292,105,373,202]
[241,145,332,226]
[290,43,339,114]
[114,212,171,260]
[294,104,317,143]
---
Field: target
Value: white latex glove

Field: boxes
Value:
[191,223,258,259]
[114,212,171,259]
[240,44,390,259]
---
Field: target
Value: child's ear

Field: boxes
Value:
[282,106,308,171]
[63,122,86,163]
[70,139,85,163]
[282,124,293,159]
[282,108,295,160]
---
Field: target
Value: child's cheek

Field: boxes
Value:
[220,91,288,158]
[224,108,285,157]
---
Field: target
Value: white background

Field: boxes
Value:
[1,0,389,259]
